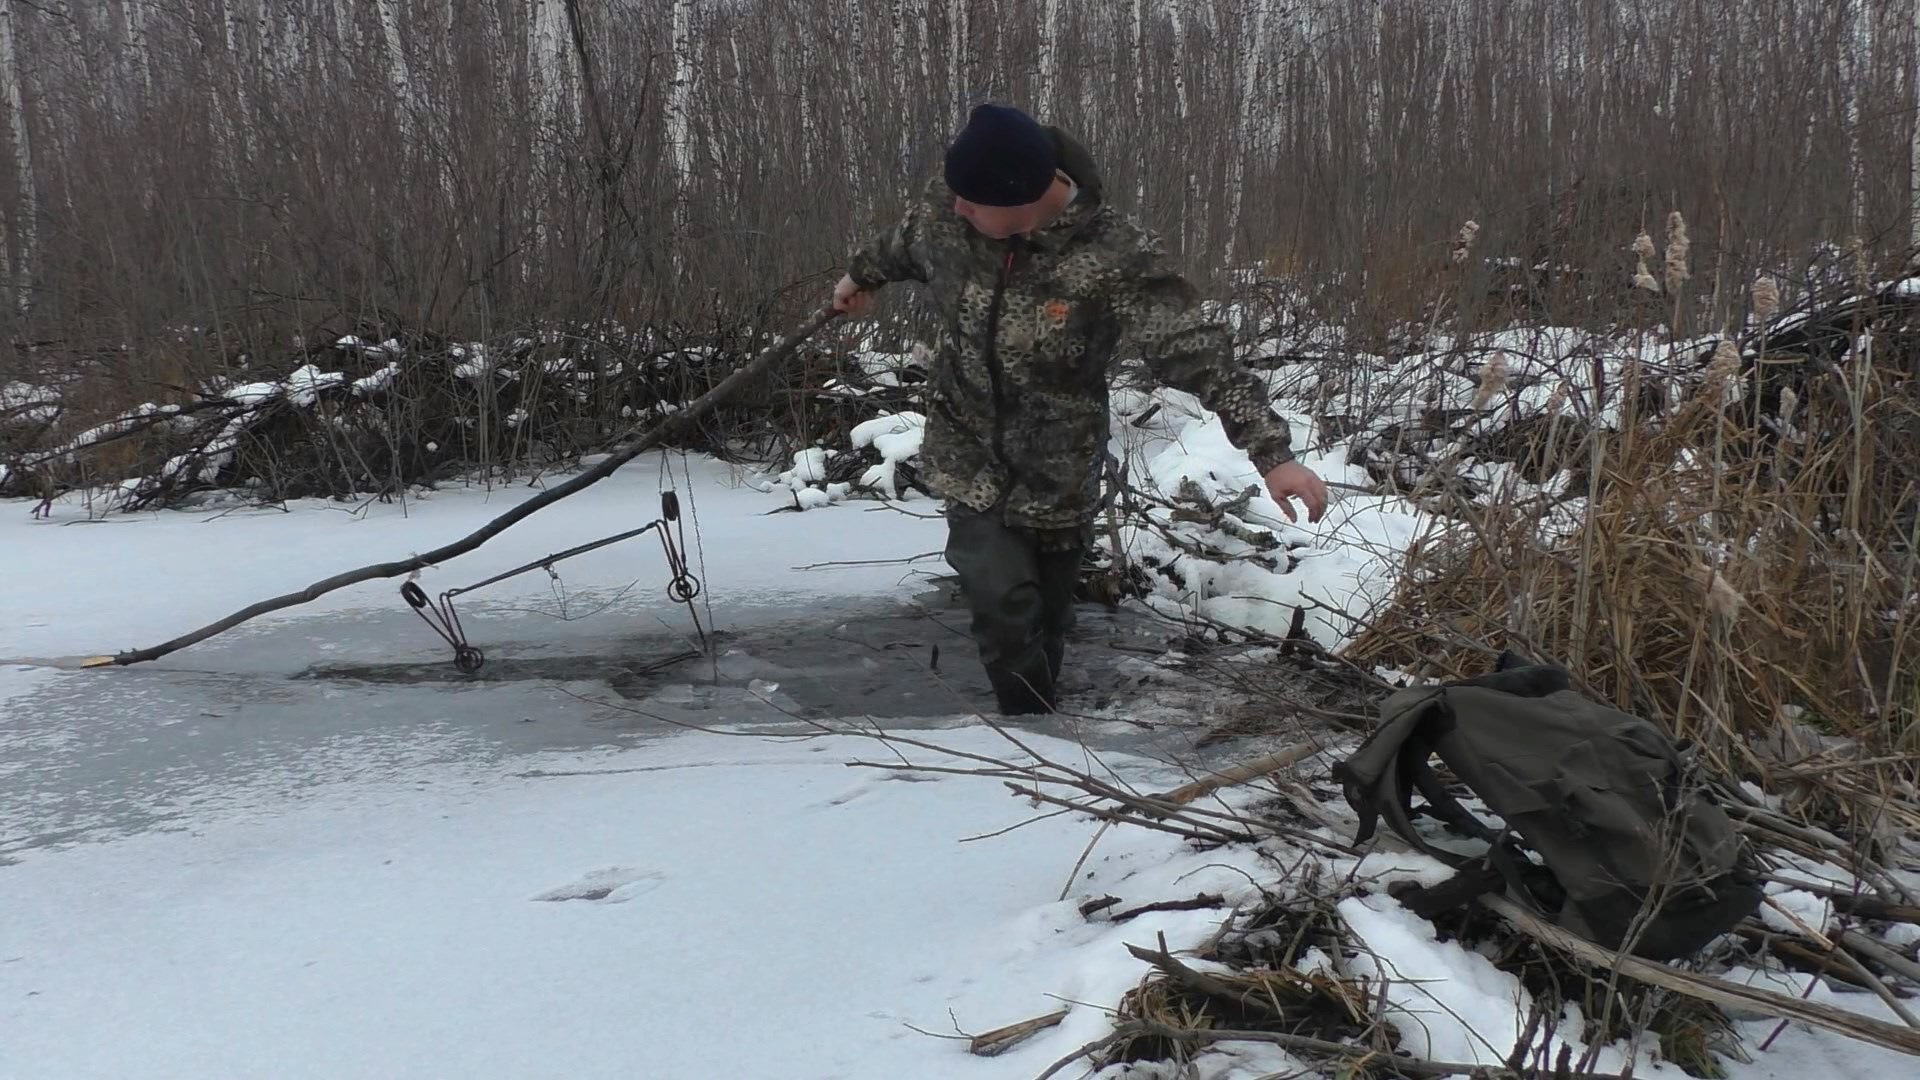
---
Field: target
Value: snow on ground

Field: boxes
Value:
[1110,398,1426,646]
[0,713,1272,1080]
[0,452,1286,1079]
[4,443,1912,1079]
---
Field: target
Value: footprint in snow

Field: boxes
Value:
[819,782,874,808]
[817,771,941,809]
[532,867,665,903]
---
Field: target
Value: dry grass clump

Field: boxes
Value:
[1346,303,1920,781]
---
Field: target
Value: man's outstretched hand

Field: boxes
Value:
[1264,460,1328,524]
[832,274,874,318]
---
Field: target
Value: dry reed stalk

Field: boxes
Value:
[1343,355,1920,801]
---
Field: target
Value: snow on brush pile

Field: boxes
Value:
[761,282,1901,651]
[0,322,786,506]
[765,331,1433,650]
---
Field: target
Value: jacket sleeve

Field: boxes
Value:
[1113,229,1296,472]
[845,194,931,290]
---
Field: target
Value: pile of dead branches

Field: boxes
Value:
[846,717,1920,1079]
[1304,272,1920,519]
[0,315,909,510]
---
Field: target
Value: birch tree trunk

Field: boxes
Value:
[210,0,254,170]
[1911,0,1920,252]
[1222,0,1267,270]
[530,0,576,131]
[119,0,153,112]
[837,0,864,239]
[891,0,909,181]
[949,0,967,113]
[1038,0,1059,115]
[333,0,357,86]
[1132,0,1146,209]
[669,0,699,265]
[915,0,930,123]
[376,0,415,143]
[263,0,293,83]
[1842,0,1868,244]
[723,25,742,186]
[794,43,815,180]
[1170,0,1198,257]
[0,0,34,316]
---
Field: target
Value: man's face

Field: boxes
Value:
[952,195,1041,240]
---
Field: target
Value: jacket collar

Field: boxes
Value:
[1021,125,1103,252]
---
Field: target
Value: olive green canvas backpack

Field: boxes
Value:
[1333,653,1763,961]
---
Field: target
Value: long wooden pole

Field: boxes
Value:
[88,307,841,668]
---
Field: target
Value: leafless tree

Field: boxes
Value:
[0,1,1910,410]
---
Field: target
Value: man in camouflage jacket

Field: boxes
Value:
[831,103,1327,715]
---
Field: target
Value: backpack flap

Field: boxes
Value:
[1335,686,1477,868]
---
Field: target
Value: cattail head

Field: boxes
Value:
[1451,219,1480,265]
[1778,386,1799,427]
[1471,355,1508,410]
[1708,338,1741,379]
[1634,231,1657,260]
[1634,259,1661,293]
[1664,211,1691,293]
[1705,568,1745,620]
[1704,338,1744,406]
[1751,276,1781,322]
[1544,379,1570,418]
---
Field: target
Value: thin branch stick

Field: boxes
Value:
[1124,935,1288,1020]
[1763,896,1920,1029]
[1109,893,1227,923]
[95,308,842,666]
[1032,1028,1129,1080]
[1841,929,1920,987]
[1477,892,1920,1056]
[1008,783,1254,845]
[1146,740,1326,806]
[969,1008,1070,1057]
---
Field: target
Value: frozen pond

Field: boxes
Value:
[2,584,1233,863]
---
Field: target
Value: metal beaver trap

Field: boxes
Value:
[400,490,706,673]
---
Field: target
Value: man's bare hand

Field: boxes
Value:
[1264,460,1328,524]
[832,274,874,318]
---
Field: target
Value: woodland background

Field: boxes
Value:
[0,0,1913,371]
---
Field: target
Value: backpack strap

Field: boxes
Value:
[1370,717,1489,868]
[1394,692,1567,920]
[1406,741,1501,845]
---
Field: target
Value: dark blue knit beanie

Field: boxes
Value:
[944,104,1058,207]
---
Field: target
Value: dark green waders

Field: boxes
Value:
[941,504,1085,715]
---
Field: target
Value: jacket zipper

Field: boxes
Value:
[982,241,1018,487]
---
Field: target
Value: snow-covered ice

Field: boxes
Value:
[0,708,1267,1079]
[4,442,1913,1079]
[0,453,1276,1078]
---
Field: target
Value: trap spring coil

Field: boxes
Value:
[658,489,701,603]
[401,580,486,673]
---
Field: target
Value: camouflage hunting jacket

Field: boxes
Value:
[845,127,1295,542]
